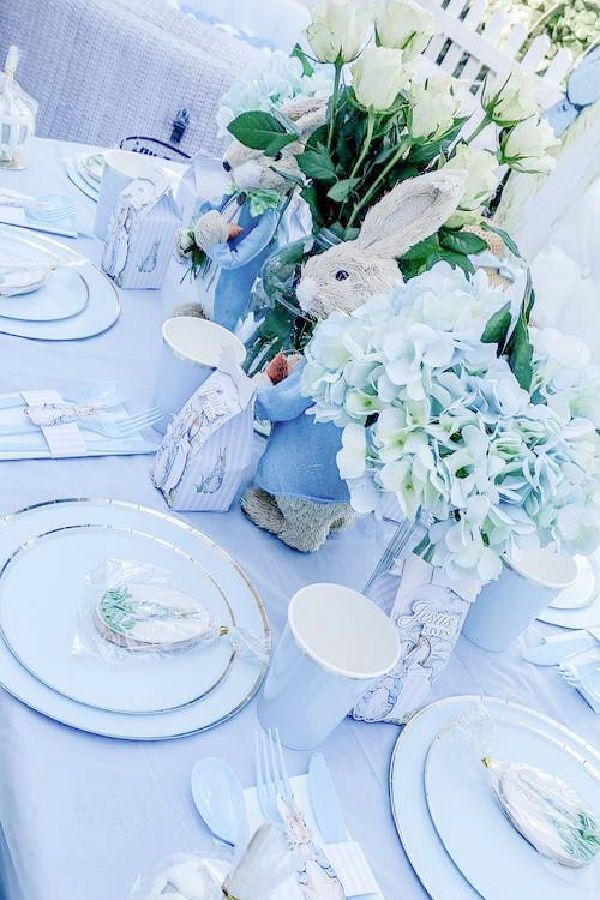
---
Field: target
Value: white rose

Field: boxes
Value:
[352,46,406,111]
[176,227,195,258]
[444,144,498,212]
[306,0,373,63]
[483,70,539,126]
[501,118,558,174]
[408,74,460,140]
[375,0,436,59]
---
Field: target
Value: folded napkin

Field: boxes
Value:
[243,775,382,899]
[559,647,600,714]
[0,204,78,238]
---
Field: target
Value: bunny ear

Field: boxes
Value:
[357,170,466,259]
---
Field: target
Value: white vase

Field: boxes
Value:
[462,548,578,652]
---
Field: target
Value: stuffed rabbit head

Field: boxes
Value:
[296,170,466,320]
[222,96,327,194]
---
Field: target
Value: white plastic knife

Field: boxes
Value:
[522,629,600,666]
[307,754,348,845]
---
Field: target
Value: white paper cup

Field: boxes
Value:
[152,316,246,433]
[94,149,163,240]
[258,583,400,749]
[463,545,579,652]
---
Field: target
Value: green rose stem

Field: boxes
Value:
[464,113,492,145]
[347,137,409,227]
[348,111,375,181]
[327,57,344,152]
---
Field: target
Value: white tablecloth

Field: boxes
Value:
[0,138,597,900]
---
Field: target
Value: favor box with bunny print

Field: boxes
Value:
[102,177,180,290]
[151,358,256,512]
[353,552,471,725]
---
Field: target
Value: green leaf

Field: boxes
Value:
[401,235,440,261]
[481,301,511,349]
[508,316,533,390]
[437,249,475,276]
[327,177,359,203]
[440,229,488,255]
[296,146,337,183]
[227,111,296,157]
[290,43,314,78]
[480,223,521,258]
[300,183,324,228]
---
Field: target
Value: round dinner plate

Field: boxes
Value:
[425,718,600,900]
[0,266,89,321]
[389,696,600,900]
[538,558,599,629]
[64,157,99,202]
[0,499,269,739]
[0,525,237,715]
[0,226,120,340]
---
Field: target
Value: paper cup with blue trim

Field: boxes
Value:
[258,583,400,750]
[152,316,246,433]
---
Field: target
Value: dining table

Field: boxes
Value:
[0,136,597,900]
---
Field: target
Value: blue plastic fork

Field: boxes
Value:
[255,728,345,897]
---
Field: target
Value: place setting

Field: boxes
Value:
[0,383,161,459]
[0,224,120,339]
[390,695,600,900]
[0,497,270,739]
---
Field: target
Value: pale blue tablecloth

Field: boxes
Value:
[0,139,597,900]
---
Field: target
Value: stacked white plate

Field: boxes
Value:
[64,151,185,203]
[0,499,270,739]
[64,152,104,202]
[390,695,600,899]
[0,225,120,339]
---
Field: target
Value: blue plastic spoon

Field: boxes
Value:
[191,757,247,846]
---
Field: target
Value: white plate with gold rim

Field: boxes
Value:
[0,499,269,739]
[0,226,119,339]
[0,525,238,714]
[390,696,600,900]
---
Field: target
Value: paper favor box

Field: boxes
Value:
[102,176,180,289]
[152,356,255,512]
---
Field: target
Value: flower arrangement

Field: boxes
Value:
[302,262,600,592]
[228,1,557,239]
[223,0,558,363]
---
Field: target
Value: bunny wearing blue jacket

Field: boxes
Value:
[241,171,469,552]
[184,96,325,333]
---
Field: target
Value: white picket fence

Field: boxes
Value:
[417,0,573,109]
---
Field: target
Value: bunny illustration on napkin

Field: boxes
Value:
[242,171,465,552]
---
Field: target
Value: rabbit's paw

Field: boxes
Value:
[173,303,207,319]
[241,487,285,535]
[275,496,355,553]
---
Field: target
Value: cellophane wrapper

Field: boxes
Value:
[223,823,294,899]
[129,825,293,899]
[72,558,269,663]
[485,758,600,868]
[128,850,229,899]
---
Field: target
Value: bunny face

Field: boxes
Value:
[222,140,299,193]
[297,242,400,319]
[222,95,328,196]
[296,170,467,320]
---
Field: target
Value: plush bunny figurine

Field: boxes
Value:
[183,97,326,332]
[296,169,465,318]
[242,169,466,552]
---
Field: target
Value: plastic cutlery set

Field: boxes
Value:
[191,732,382,899]
[0,385,161,460]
